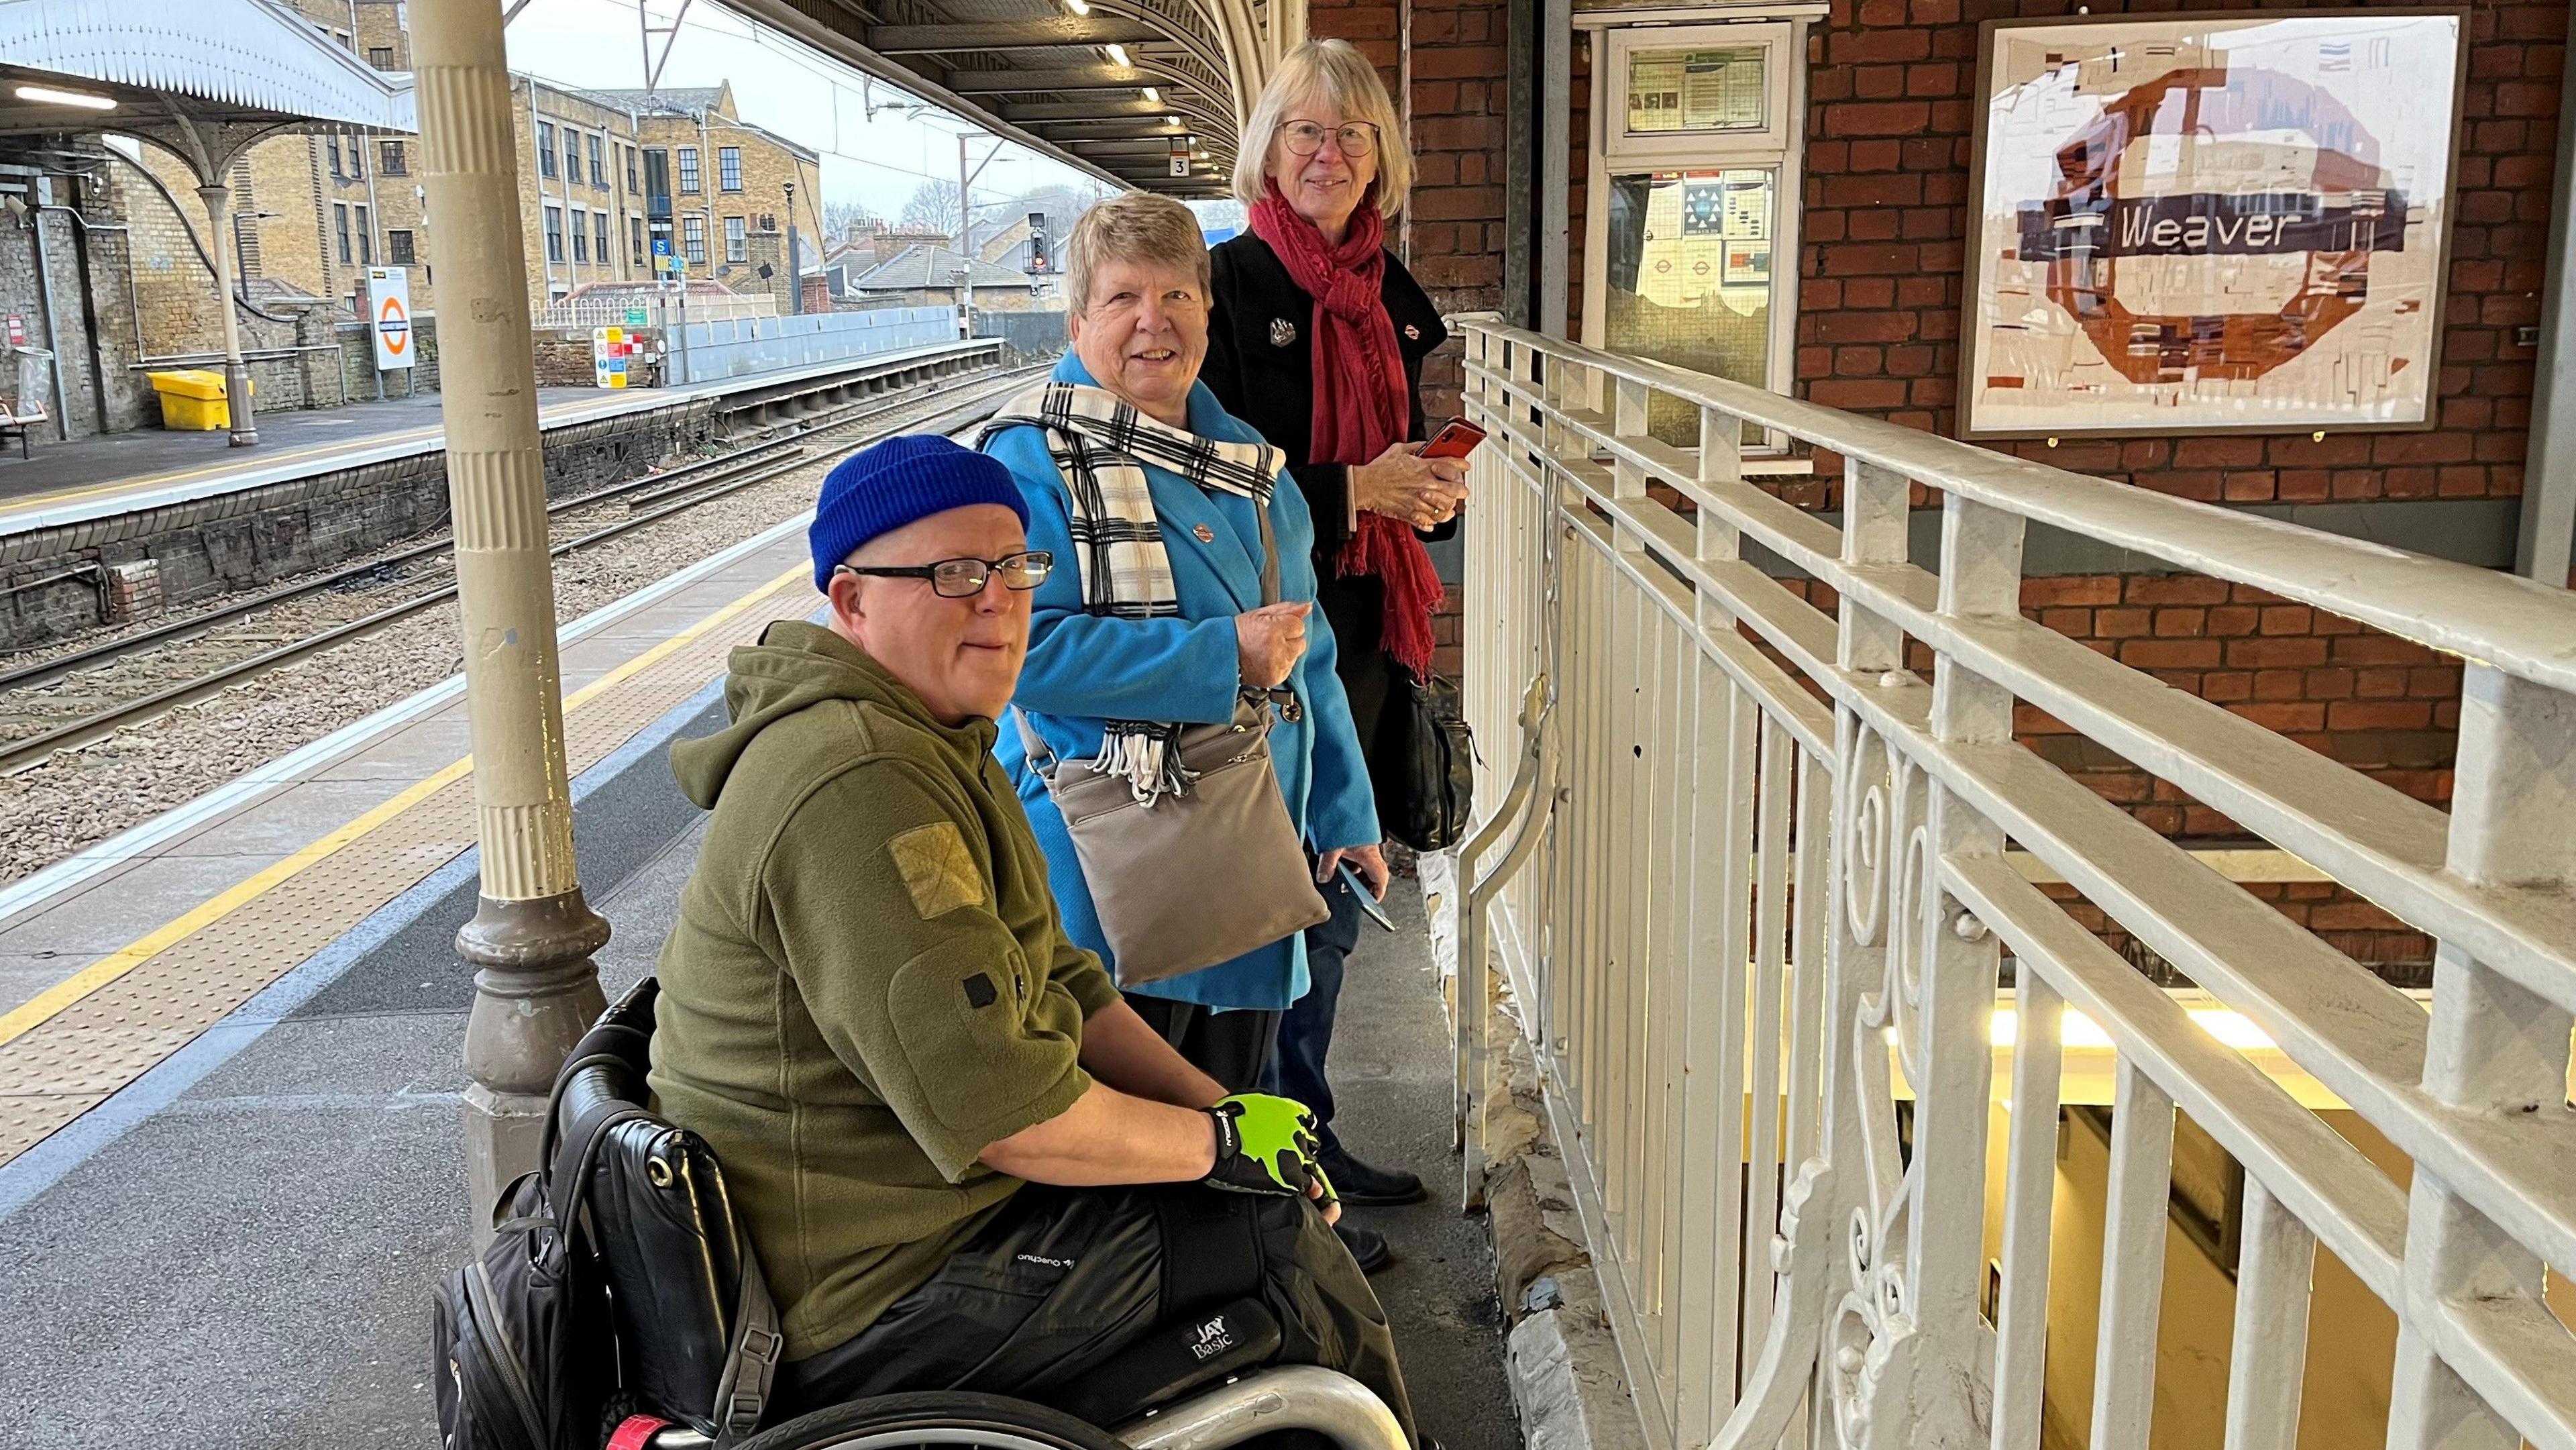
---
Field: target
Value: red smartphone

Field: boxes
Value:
[1417,419,1487,460]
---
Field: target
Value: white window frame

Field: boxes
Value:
[1581,12,1811,457]
[724,215,748,263]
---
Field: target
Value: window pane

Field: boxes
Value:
[679,147,700,192]
[388,229,415,265]
[1604,169,1775,445]
[719,147,741,191]
[538,122,555,177]
[1625,46,1767,136]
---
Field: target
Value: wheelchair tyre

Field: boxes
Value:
[734,1391,1131,1450]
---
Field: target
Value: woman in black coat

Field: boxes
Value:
[1198,37,1471,1272]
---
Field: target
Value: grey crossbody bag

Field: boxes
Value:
[1014,503,1330,987]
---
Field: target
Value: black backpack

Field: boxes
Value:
[431,980,782,1450]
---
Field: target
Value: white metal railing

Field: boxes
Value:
[532,291,778,330]
[1445,315,2576,1450]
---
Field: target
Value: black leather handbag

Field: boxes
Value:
[1375,664,1474,853]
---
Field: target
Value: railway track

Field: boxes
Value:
[0,363,1044,774]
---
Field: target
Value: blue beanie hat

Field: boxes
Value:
[809,435,1030,591]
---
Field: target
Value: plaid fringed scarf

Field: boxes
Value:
[981,380,1285,804]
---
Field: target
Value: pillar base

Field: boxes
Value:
[457,888,611,1229]
[223,359,259,448]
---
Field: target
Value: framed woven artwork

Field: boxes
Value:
[1960,10,2467,439]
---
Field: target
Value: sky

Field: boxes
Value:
[501,0,1111,223]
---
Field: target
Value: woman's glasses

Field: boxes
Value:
[836,551,1053,598]
[1280,120,1379,158]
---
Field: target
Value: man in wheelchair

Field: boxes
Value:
[647,436,1417,1440]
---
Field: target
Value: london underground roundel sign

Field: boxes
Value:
[1964,15,2462,437]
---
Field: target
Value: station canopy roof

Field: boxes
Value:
[721,0,1269,198]
[0,0,417,140]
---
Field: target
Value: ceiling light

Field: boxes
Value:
[15,85,115,111]
[1104,42,1131,66]
[1163,115,1179,127]
[1140,85,1161,103]
[1065,0,1089,11]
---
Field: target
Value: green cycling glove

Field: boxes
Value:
[1203,1092,1337,1204]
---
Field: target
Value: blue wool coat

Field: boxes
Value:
[983,352,1380,1011]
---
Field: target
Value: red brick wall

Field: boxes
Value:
[1801,0,2559,505]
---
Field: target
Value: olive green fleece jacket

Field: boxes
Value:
[646,619,1123,1361]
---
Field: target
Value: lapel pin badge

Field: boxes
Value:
[1403,323,1421,341]
[1193,523,1217,543]
[1269,317,1297,348]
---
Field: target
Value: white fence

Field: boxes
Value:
[667,307,955,385]
[1446,317,2576,1450]
[533,292,777,330]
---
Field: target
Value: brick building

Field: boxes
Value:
[581,84,826,315]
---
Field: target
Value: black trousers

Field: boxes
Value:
[1126,992,1280,1094]
[1268,873,1366,1152]
[772,1183,1417,1444]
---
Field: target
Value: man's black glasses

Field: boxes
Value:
[835,551,1054,598]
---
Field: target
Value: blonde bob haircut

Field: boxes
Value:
[1065,190,1213,314]
[1231,39,1411,215]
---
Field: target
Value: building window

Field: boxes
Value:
[682,214,706,266]
[387,229,415,265]
[625,146,639,192]
[724,214,747,262]
[594,212,611,266]
[643,148,671,212]
[349,137,364,180]
[570,208,588,262]
[379,140,406,175]
[718,146,743,192]
[544,205,564,263]
[333,202,352,264]
[356,205,372,264]
[328,135,344,179]
[588,134,606,188]
[630,215,645,265]
[678,146,700,194]
[562,128,581,187]
[368,46,394,69]
[1589,20,1805,451]
[537,121,557,178]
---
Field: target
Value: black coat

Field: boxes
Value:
[1202,231,1452,771]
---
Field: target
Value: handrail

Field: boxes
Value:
[1452,670,1554,1212]
[1442,315,2576,1450]
[1458,316,2576,696]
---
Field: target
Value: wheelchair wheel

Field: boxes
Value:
[734,1391,1129,1450]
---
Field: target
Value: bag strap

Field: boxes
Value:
[1254,494,1281,608]
[710,1235,784,1445]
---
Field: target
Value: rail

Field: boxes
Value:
[1444,315,2576,1450]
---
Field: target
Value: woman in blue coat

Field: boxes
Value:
[981,191,1383,1095]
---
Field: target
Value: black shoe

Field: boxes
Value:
[1320,1147,1427,1206]
[1335,1221,1394,1275]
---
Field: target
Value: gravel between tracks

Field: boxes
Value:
[0,448,845,884]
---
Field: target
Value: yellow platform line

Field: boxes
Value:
[0,561,809,1051]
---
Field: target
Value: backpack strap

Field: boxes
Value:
[710,1235,784,1445]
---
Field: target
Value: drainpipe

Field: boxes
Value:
[412,0,609,1228]
[23,203,73,439]
[38,200,115,435]
[2516,33,2576,584]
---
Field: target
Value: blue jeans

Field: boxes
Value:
[1267,870,1366,1153]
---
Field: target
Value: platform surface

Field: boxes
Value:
[0,340,993,539]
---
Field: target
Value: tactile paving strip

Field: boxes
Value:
[0,564,813,1167]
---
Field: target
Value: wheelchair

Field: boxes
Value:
[552,980,1410,1450]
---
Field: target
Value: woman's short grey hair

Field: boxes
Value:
[1065,191,1212,314]
[1231,39,1411,214]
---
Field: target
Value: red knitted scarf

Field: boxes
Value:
[1249,179,1442,678]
